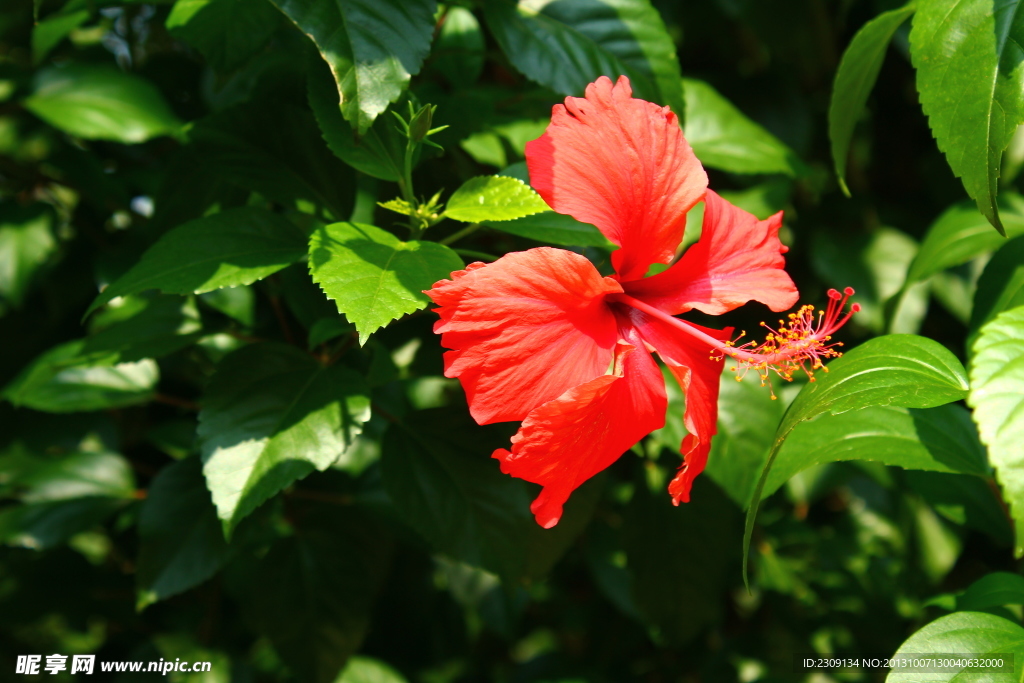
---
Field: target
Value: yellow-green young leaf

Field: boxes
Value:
[84,208,308,319]
[308,222,464,345]
[198,343,370,537]
[829,3,915,196]
[482,0,684,116]
[444,176,549,223]
[886,612,1024,682]
[269,0,436,134]
[24,65,182,143]
[683,78,803,176]
[910,0,1024,236]
[377,199,414,216]
[968,305,1024,556]
[907,195,1024,285]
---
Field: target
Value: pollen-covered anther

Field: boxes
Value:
[733,287,859,388]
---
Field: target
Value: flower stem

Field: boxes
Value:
[440,223,481,246]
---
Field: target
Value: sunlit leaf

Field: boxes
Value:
[444,175,549,223]
[308,222,463,345]
[968,305,1024,555]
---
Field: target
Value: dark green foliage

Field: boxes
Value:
[3,0,1024,681]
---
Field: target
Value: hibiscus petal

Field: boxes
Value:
[630,311,731,504]
[426,247,622,425]
[624,190,799,315]
[493,327,666,528]
[525,75,707,282]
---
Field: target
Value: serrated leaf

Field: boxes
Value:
[2,340,159,413]
[166,0,280,73]
[763,404,988,498]
[968,305,1024,555]
[84,208,307,318]
[744,335,970,583]
[829,3,915,195]
[969,235,1024,347]
[482,0,684,114]
[910,0,1024,235]
[907,195,1024,285]
[683,78,803,176]
[307,54,404,181]
[377,199,414,216]
[488,163,614,247]
[24,64,182,143]
[886,612,1024,682]
[269,0,436,133]
[381,407,601,583]
[444,175,549,223]
[251,506,392,683]
[137,457,228,608]
[308,222,463,345]
[198,343,370,536]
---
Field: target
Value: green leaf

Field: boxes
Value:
[909,0,1024,236]
[968,305,1024,555]
[744,335,970,583]
[269,0,436,133]
[381,407,601,583]
[251,507,392,683]
[337,657,409,683]
[907,470,1013,545]
[650,369,787,509]
[683,78,803,176]
[434,6,484,87]
[482,0,685,114]
[23,64,182,143]
[489,163,613,247]
[166,0,280,73]
[198,343,370,536]
[307,55,404,182]
[0,203,56,309]
[84,208,307,318]
[829,3,916,196]
[886,612,1024,682]
[0,498,129,549]
[763,404,988,498]
[83,296,204,363]
[2,340,159,413]
[623,477,741,643]
[958,572,1024,610]
[444,175,549,223]
[14,450,135,502]
[906,195,1024,284]
[0,449,136,550]
[187,103,355,219]
[31,9,90,65]
[969,235,1024,347]
[308,222,463,345]
[137,457,229,608]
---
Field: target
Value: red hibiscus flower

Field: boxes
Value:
[426,76,858,528]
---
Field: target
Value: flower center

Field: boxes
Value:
[612,289,860,397]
